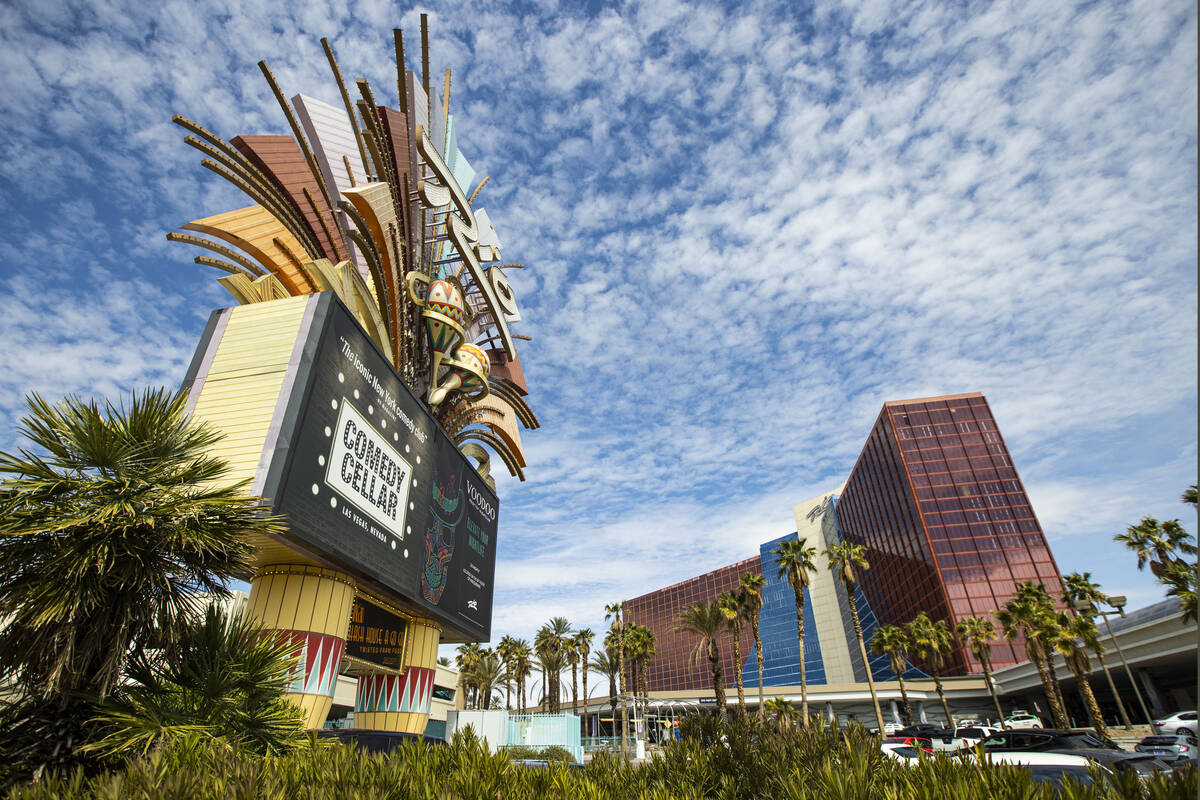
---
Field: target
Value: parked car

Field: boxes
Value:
[1076,751,1173,780]
[880,742,924,763]
[1004,711,1044,729]
[933,725,998,752]
[1152,710,1198,737]
[882,735,934,753]
[981,752,1107,790]
[980,729,1119,752]
[1135,734,1199,764]
[896,723,948,738]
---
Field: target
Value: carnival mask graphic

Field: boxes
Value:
[421,468,465,605]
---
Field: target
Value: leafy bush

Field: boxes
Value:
[5,716,1194,800]
[537,745,575,763]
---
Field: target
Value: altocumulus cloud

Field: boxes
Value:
[0,0,1194,647]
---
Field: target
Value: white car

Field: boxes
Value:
[1152,710,1198,738]
[982,752,1109,787]
[932,725,998,752]
[1003,711,1044,729]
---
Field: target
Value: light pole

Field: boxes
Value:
[1097,595,1154,725]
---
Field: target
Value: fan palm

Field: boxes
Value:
[510,639,533,713]
[718,591,748,715]
[495,635,518,710]
[90,604,307,757]
[870,625,913,724]
[739,572,767,715]
[455,643,483,709]
[0,389,275,701]
[1115,517,1196,579]
[467,650,507,711]
[604,602,628,754]
[825,541,885,735]
[763,697,798,732]
[1062,572,1131,728]
[996,583,1069,728]
[673,599,727,713]
[954,616,1006,728]
[573,629,594,721]
[772,537,818,727]
[905,612,954,726]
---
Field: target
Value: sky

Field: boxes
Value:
[0,0,1195,662]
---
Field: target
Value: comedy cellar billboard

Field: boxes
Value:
[186,293,499,642]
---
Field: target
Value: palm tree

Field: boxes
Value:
[496,635,518,710]
[1051,611,1109,740]
[871,625,914,724]
[718,591,748,715]
[90,604,307,757]
[1115,517,1196,580]
[455,643,483,709]
[1062,572,1131,729]
[567,641,580,715]
[574,629,594,730]
[591,648,618,736]
[636,625,655,723]
[772,537,818,727]
[1184,485,1198,508]
[954,616,1006,729]
[905,612,954,726]
[739,572,767,715]
[996,583,1069,728]
[511,639,533,713]
[825,541,886,735]
[763,697,798,732]
[673,599,727,713]
[469,650,508,711]
[0,389,274,701]
[605,602,628,755]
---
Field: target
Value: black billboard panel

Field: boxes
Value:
[344,597,408,671]
[263,293,498,641]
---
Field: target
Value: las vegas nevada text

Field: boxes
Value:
[0,1,1195,797]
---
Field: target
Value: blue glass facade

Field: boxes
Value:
[743,533,826,687]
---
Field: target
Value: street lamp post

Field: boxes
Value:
[1097,595,1154,725]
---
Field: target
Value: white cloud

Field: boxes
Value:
[0,0,1194,650]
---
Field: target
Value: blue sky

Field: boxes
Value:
[0,0,1195,653]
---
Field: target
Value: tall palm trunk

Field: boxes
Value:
[618,637,627,755]
[979,655,1006,729]
[571,660,578,715]
[891,656,914,724]
[846,590,886,735]
[792,583,810,727]
[581,659,589,728]
[931,670,952,727]
[1047,661,1069,726]
[708,639,726,711]
[1068,654,1109,740]
[752,616,765,717]
[730,619,746,714]
[608,671,617,737]
[1028,645,1069,728]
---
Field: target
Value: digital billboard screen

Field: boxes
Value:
[261,293,498,642]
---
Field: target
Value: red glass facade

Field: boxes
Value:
[837,392,1062,674]
[625,557,761,693]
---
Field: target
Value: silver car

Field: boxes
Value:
[1152,710,1198,737]
[1135,734,1199,764]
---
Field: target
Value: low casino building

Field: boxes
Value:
[615,392,1186,727]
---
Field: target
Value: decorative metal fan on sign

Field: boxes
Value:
[170,15,537,489]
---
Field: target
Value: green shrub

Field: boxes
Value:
[537,745,575,763]
[4,716,1195,800]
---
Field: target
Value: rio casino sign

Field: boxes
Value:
[172,17,538,733]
